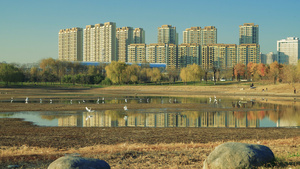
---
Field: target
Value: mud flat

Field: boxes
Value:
[0,85,299,168]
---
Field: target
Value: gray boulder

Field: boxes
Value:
[203,142,274,169]
[48,156,110,169]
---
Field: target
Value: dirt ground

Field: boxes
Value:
[0,84,299,168]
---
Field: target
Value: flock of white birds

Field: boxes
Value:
[11,96,222,122]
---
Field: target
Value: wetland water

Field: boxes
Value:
[0,96,299,128]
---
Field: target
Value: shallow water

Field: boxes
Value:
[0,96,299,128]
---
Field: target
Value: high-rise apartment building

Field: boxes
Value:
[146,44,158,63]
[116,27,133,62]
[83,25,94,62]
[201,45,213,70]
[58,27,83,61]
[201,44,237,70]
[133,28,145,44]
[261,52,277,65]
[158,25,178,45]
[178,43,201,69]
[82,22,116,62]
[145,43,178,69]
[156,43,168,63]
[183,27,201,44]
[166,44,178,70]
[237,44,260,65]
[100,22,117,62]
[146,43,168,63]
[239,23,259,45]
[225,44,238,68]
[83,24,103,62]
[127,44,146,63]
[277,37,300,65]
[201,26,217,45]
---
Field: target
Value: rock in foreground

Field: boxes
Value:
[203,142,274,169]
[48,156,110,169]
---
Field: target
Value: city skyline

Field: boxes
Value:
[1,0,300,64]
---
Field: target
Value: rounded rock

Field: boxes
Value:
[48,156,110,169]
[203,142,275,169]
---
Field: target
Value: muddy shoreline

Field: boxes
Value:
[0,85,299,168]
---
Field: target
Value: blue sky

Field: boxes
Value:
[1,0,299,64]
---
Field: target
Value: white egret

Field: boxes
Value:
[124,115,128,121]
[214,98,218,104]
[125,99,127,103]
[124,105,128,111]
[50,99,52,104]
[40,98,42,103]
[86,107,94,112]
[86,115,93,120]
[11,97,13,103]
[25,97,28,104]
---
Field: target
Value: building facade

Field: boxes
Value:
[145,43,178,69]
[201,44,238,70]
[82,22,116,62]
[178,43,201,69]
[58,27,83,61]
[237,44,260,66]
[183,27,201,44]
[225,44,238,68]
[133,28,145,44]
[201,26,217,45]
[158,25,178,45]
[116,27,133,62]
[127,44,146,63]
[277,37,300,65]
[166,44,178,70]
[239,23,259,45]
[100,22,117,62]
[261,52,277,65]
[83,24,103,62]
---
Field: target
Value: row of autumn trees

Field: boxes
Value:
[233,61,300,84]
[1,57,300,86]
[0,58,168,86]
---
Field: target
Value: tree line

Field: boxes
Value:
[0,58,299,86]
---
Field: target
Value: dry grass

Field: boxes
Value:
[0,85,299,168]
[1,137,299,169]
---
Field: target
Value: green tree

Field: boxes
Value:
[124,64,141,84]
[105,61,127,84]
[180,67,188,85]
[30,67,40,83]
[0,63,24,86]
[149,68,162,84]
[139,68,149,83]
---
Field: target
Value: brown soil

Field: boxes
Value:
[0,84,299,168]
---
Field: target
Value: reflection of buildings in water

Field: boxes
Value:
[58,111,260,128]
[277,119,299,127]
[58,112,83,127]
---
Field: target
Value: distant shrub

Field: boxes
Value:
[101,77,112,85]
